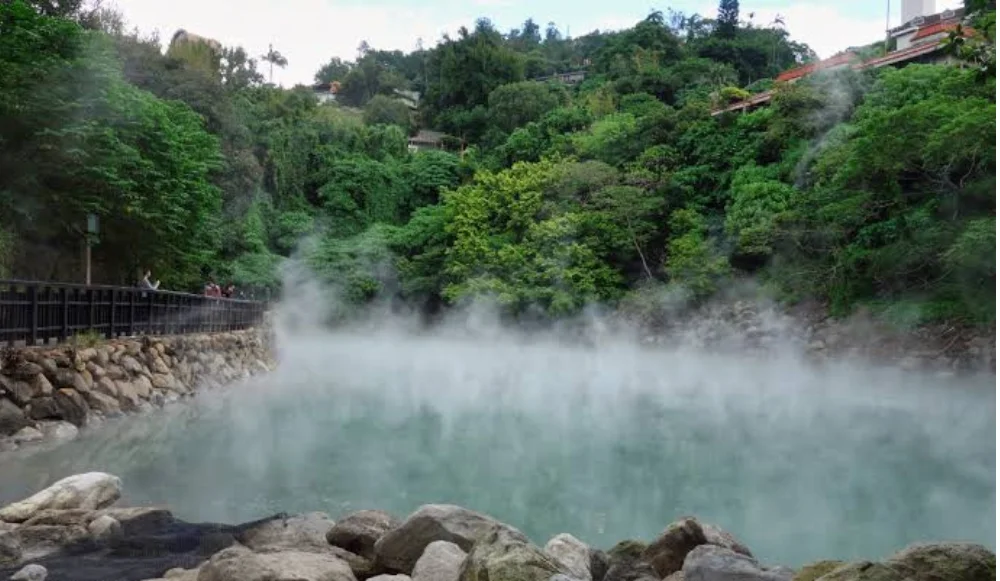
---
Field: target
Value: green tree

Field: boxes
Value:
[715,0,740,39]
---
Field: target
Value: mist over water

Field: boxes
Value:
[0,293,994,568]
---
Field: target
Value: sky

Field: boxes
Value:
[109,0,964,87]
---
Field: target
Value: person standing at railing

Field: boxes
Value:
[139,270,160,290]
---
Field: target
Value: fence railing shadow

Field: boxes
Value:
[0,280,268,347]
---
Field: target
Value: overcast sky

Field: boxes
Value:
[109,0,963,87]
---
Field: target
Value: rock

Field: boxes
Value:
[9,563,47,581]
[0,399,31,436]
[132,375,153,399]
[0,376,34,406]
[328,510,401,560]
[682,545,789,581]
[459,525,567,581]
[550,576,585,581]
[642,518,752,578]
[544,533,592,581]
[94,377,118,398]
[0,530,21,566]
[197,544,357,581]
[0,472,122,523]
[412,540,466,581]
[792,561,843,581]
[239,512,335,553]
[30,374,54,398]
[8,362,42,380]
[328,546,376,579]
[162,567,201,580]
[588,549,609,581]
[93,506,173,531]
[374,504,517,574]
[13,524,89,561]
[37,421,78,441]
[886,542,995,581]
[22,509,92,527]
[83,390,121,414]
[11,427,43,444]
[87,514,123,543]
[85,362,105,379]
[604,540,657,581]
[53,388,89,427]
[24,397,60,421]
[813,562,903,581]
[369,576,411,581]
[53,370,89,393]
[121,355,144,375]
[116,380,141,410]
[665,572,685,581]
[105,364,127,381]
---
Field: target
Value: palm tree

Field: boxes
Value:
[261,44,288,84]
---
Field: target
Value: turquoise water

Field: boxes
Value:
[0,330,994,567]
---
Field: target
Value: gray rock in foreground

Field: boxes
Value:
[411,540,466,581]
[374,504,521,574]
[682,545,790,581]
[326,510,400,560]
[0,473,121,523]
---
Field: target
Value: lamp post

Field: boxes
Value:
[85,213,99,285]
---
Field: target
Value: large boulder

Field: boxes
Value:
[239,512,335,553]
[0,529,22,566]
[10,563,48,581]
[412,540,466,581]
[53,388,89,427]
[0,472,122,523]
[642,518,753,578]
[682,545,791,581]
[886,542,995,581]
[13,524,89,561]
[327,510,401,559]
[792,561,844,581]
[544,533,593,581]
[459,525,568,581]
[0,398,31,436]
[374,504,517,573]
[197,544,357,581]
[604,539,658,581]
[817,542,997,581]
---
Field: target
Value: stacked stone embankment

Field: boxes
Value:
[0,472,994,581]
[0,330,272,451]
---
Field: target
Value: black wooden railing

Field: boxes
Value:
[0,280,268,347]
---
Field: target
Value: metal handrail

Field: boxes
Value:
[0,279,268,347]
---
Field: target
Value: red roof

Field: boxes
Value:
[911,21,957,41]
[911,21,972,41]
[776,51,858,82]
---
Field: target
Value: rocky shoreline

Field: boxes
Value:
[0,472,994,581]
[0,330,272,453]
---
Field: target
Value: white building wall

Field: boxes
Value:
[902,0,936,25]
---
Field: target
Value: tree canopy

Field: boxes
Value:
[0,0,994,329]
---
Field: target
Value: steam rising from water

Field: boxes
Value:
[0,278,994,568]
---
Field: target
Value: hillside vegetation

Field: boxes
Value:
[0,0,994,328]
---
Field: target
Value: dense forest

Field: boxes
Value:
[0,0,995,328]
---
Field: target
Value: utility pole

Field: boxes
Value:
[268,43,274,84]
[885,0,892,54]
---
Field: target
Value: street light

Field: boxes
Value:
[85,213,99,285]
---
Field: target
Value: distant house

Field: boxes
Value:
[312,81,340,104]
[712,4,973,116]
[408,130,448,153]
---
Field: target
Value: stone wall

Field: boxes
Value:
[0,329,273,451]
